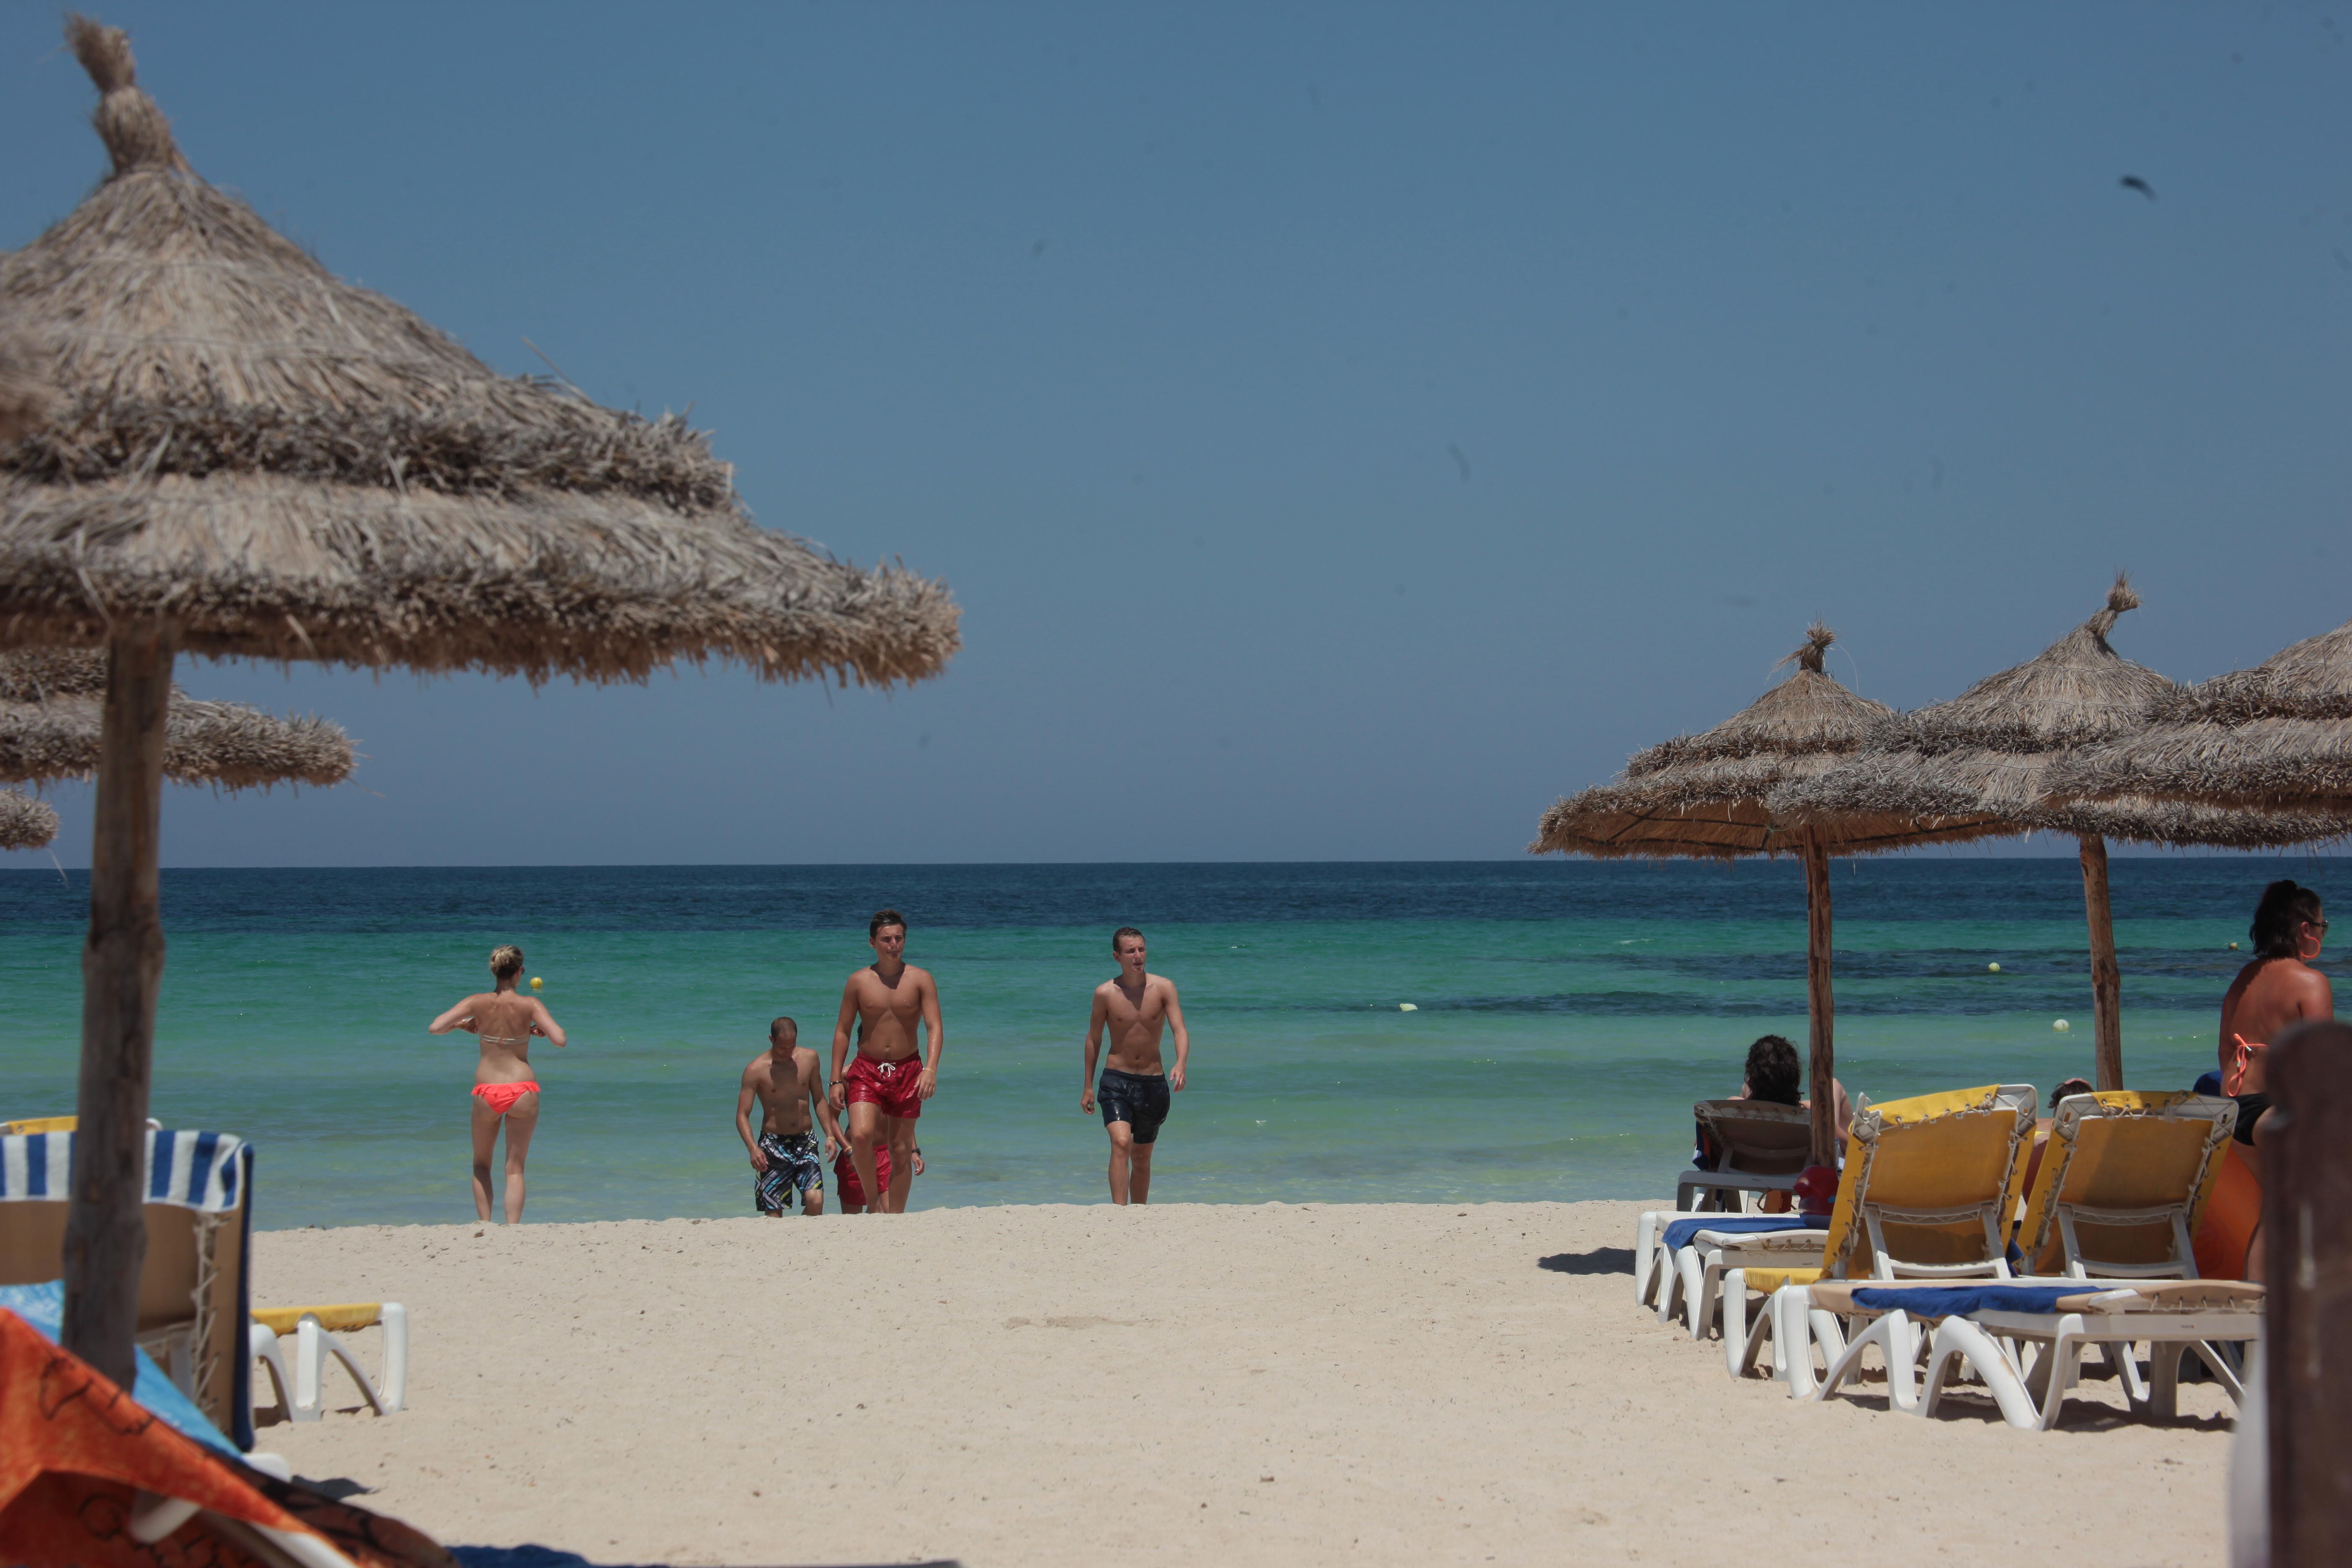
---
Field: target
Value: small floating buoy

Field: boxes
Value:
[1988,962,2001,973]
[1398,1003,1418,1012]
[2229,942,2240,951]
[530,976,544,990]
[2053,1019,2071,1032]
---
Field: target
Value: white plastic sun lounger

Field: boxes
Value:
[1769,1279,2259,1428]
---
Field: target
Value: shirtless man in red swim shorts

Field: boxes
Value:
[827,909,944,1215]
[427,944,566,1225]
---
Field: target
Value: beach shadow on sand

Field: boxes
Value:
[450,1553,962,1568]
[1538,1247,1633,1275]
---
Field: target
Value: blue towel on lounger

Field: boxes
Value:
[1662,1215,1826,1253]
[1851,1283,2116,1317]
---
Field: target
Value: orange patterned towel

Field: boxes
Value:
[0,1308,451,1568]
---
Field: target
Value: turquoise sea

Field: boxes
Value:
[1,859,2341,1228]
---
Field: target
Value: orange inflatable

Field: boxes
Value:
[2192,1140,2263,1281]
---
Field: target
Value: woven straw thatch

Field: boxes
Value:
[1532,624,1978,859]
[0,649,353,789]
[0,788,59,850]
[1530,622,1955,1166]
[1777,578,2352,848]
[0,19,959,686]
[2050,617,2352,810]
[0,330,51,447]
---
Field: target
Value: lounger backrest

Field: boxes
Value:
[1689,1099,1812,1177]
[0,1129,254,1449]
[1814,1083,2038,1278]
[2015,1092,2236,1277]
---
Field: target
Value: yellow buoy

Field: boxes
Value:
[2229,942,2240,951]
[1988,962,2001,973]
[2053,1019,2070,1032]
[1398,1003,1418,1012]
[530,977,544,991]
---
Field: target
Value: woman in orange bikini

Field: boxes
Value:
[428,944,567,1224]
[2212,880,2331,1280]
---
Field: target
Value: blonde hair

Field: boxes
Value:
[489,944,525,981]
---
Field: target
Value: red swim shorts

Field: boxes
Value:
[833,1142,894,1208]
[843,1054,926,1120]
[471,1081,540,1115]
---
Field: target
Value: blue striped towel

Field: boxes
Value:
[0,1127,248,1211]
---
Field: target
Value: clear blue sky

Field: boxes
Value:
[3,3,2347,866]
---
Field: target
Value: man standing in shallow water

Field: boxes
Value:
[1081,927,1189,1204]
[828,909,943,1215]
[736,1016,841,1217]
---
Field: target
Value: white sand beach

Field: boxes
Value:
[255,1201,2233,1567]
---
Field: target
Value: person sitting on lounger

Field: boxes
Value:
[1722,1034,1852,1209]
[1735,1034,1851,1141]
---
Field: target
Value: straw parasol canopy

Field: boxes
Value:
[0,789,60,851]
[0,649,353,789]
[1532,624,1968,1165]
[3,16,959,1385]
[0,24,958,684]
[2051,616,2352,812]
[1531,625,1985,860]
[0,330,51,447]
[1774,579,2352,1090]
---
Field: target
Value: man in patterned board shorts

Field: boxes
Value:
[736,1016,842,1216]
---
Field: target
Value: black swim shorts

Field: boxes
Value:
[1097,1067,1171,1144]
[2230,1093,2271,1147]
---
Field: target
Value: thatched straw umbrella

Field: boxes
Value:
[2050,617,2352,812]
[0,331,51,446]
[1774,580,2352,1091]
[1,18,959,1384]
[0,650,354,788]
[0,789,60,851]
[1532,625,1981,1165]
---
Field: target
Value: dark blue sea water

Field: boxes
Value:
[2,857,2341,1226]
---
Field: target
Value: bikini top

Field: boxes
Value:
[2222,1033,2263,1097]
[478,1032,532,1050]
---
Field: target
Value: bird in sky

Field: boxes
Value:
[2119,175,2156,200]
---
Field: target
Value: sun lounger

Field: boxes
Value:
[1657,1216,1827,1336]
[1716,1083,2038,1380]
[250,1303,407,1421]
[1917,1279,2262,1429]
[0,1127,257,1450]
[1768,1276,2081,1411]
[2014,1091,2237,1279]
[1632,1208,1817,1312]
[1678,1099,1813,1212]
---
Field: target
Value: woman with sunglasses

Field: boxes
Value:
[2218,879,2332,1154]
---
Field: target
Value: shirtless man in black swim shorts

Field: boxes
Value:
[1081,927,1190,1205]
[737,1017,843,1216]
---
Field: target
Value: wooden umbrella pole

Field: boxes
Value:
[2077,834,2124,1091]
[1802,839,1837,1168]
[61,627,174,1388]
